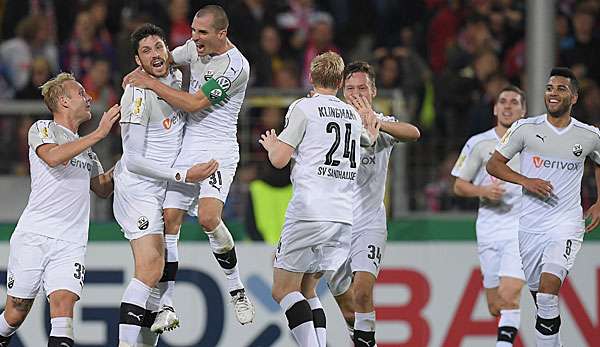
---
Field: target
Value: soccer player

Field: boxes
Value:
[123,5,255,328]
[325,61,420,347]
[487,67,600,346]
[114,24,218,347]
[260,52,377,347]
[0,72,119,347]
[452,85,527,347]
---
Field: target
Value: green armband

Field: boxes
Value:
[201,78,229,105]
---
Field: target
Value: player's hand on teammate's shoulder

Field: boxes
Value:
[122,67,155,89]
[186,159,219,183]
[585,201,600,232]
[259,129,278,151]
[95,104,121,138]
[522,177,553,199]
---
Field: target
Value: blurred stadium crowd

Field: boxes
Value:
[0,0,599,216]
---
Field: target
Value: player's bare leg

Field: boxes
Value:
[47,290,78,347]
[151,208,185,334]
[352,272,377,347]
[0,295,34,345]
[535,271,563,347]
[199,197,254,324]
[496,277,524,347]
[272,268,319,346]
[119,235,164,347]
[333,289,355,338]
[301,273,326,347]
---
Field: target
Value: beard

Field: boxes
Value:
[546,99,571,118]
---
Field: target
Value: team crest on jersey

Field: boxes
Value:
[204,70,214,81]
[573,144,583,157]
[7,272,14,289]
[39,127,49,139]
[137,216,149,230]
[215,76,231,91]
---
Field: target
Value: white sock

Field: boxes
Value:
[355,311,376,332]
[497,309,520,346]
[536,293,561,347]
[280,292,319,346]
[119,278,151,345]
[50,317,74,339]
[0,311,17,337]
[206,221,244,292]
[307,297,326,347]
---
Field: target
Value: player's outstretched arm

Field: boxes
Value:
[380,121,420,142]
[454,177,504,202]
[585,163,600,232]
[259,129,294,169]
[123,67,211,113]
[90,166,115,198]
[486,150,553,198]
[37,104,120,167]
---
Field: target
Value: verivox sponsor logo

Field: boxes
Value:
[532,156,580,171]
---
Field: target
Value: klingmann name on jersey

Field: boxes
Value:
[318,106,358,120]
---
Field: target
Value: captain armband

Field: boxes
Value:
[201,78,229,105]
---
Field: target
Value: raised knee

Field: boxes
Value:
[199,214,221,231]
[137,258,165,287]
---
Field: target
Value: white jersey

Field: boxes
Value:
[497,114,600,237]
[452,128,521,242]
[172,39,249,151]
[14,120,103,246]
[278,94,363,224]
[353,113,398,232]
[115,70,185,190]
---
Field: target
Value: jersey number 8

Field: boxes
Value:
[324,122,357,168]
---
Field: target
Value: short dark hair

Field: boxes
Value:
[195,5,229,31]
[343,61,376,88]
[550,67,579,94]
[498,85,527,109]
[130,23,167,56]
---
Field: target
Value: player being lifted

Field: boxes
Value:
[487,67,600,346]
[325,61,420,347]
[452,85,527,347]
[123,5,255,328]
[0,73,119,347]
[114,24,217,347]
[260,52,377,347]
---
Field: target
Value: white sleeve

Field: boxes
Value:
[496,121,526,160]
[278,101,308,148]
[28,121,57,150]
[88,151,104,178]
[171,39,198,65]
[121,124,186,183]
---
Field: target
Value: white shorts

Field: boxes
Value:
[274,220,351,274]
[7,232,86,299]
[327,227,387,296]
[477,238,525,289]
[519,229,583,291]
[113,176,166,240]
[163,149,239,211]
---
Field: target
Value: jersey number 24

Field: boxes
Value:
[324,122,357,168]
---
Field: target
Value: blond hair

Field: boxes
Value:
[40,72,76,112]
[310,51,344,90]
